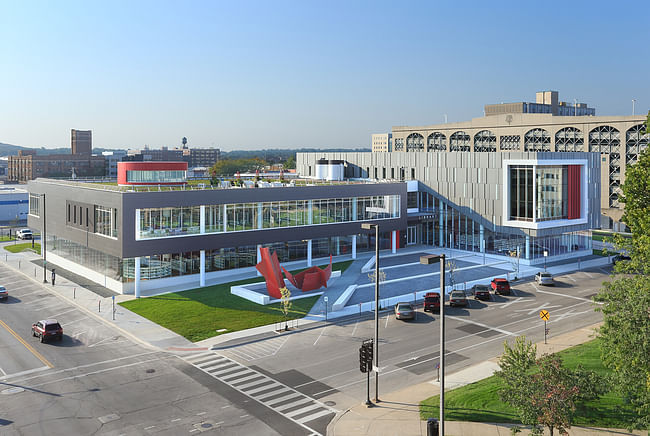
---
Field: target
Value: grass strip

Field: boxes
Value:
[419,339,638,429]
[4,243,41,255]
[120,260,353,342]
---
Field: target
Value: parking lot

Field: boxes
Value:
[211,264,610,412]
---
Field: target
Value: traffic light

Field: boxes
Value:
[365,341,373,365]
[359,345,368,373]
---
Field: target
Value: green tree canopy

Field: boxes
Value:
[209,158,267,177]
[595,110,650,430]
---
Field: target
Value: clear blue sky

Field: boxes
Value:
[1,0,648,151]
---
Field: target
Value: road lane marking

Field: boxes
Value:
[0,366,50,381]
[447,316,515,336]
[171,418,181,422]
[533,286,602,304]
[493,297,527,309]
[47,308,77,318]
[313,327,326,346]
[26,357,161,389]
[351,320,358,336]
[0,319,53,368]
[0,367,5,376]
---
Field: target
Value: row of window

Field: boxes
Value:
[126,170,186,183]
[394,124,648,153]
[136,195,401,239]
[508,165,571,222]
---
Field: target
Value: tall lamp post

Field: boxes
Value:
[543,250,548,272]
[420,254,445,435]
[361,222,380,403]
[41,193,47,284]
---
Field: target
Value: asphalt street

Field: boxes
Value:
[0,261,320,436]
[212,265,609,414]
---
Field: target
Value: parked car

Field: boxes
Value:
[394,302,415,320]
[16,229,33,240]
[449,290,468,307]
[612,254,631,265]
[32,319,63,342]
[0,286,7,301]
[472,284,491,301]
[535,271,554,286]
[491,278,511,295]
[423,292,440,313]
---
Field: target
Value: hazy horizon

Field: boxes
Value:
[1,1,648,150]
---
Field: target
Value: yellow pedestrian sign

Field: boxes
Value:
[539,310,550,321]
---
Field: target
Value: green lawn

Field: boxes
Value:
[420,339,638,429]
[4,242,41,255]
[120,260,353,342]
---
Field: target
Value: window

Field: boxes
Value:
[126,170,186,183]
[95,206,119,238]
[29,194,40,217]
[509,165,534,221]
[536,166,568,221]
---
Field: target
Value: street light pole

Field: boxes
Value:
[421,253,446,435]
[362,223,381,403]
[41,193,47,284]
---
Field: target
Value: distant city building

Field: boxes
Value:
[102,150,128,178]
[8,131,105,182]
[126,145,221,168]
[372,133,392,152]
[484,90,595,117]
[71,129,92,155]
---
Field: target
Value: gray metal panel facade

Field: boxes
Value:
[297,151,600,238]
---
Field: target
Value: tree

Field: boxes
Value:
[496,337,606,435]
[279,287,292,331]
[210,158,268,177]
[595,111,650,430]
[285,155,296,169]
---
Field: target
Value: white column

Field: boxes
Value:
[134,257,141,298]
[135,209,141,240]
[525,234,531,260]
[200,250,205,287]
[439,201,444,247]
[256,244,262,276]
[479,225,485,252]
[308,200,313,225]
[352,197,358,221]
[223,204,227,232]
[307,239,312,267]
[391,230,397,254]
[200,205,205,233]
[257,203,263,229]
[352,235,357,259]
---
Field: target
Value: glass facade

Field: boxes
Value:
[137,195,400,239]
[29,193,40,217]
[94,205,119,238]
[509,165,571,222]
[509,165,534,221]
[47,235,123,282]
[126,170,186,184]
[536,166,568,221]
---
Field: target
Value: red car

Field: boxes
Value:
[32,319,63,342]
[491,278,511,296]
[423,292,441,312]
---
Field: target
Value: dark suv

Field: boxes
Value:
[32,319,63,342]
[490,278,511,296]
[423,292,441,312]
[472,284,491,301]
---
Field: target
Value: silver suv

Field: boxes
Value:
[535,271,554,286]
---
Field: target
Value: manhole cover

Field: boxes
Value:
[1,387,24,395]
[145,369,155,374]
[324,401,336,406]
[201,423,213,429]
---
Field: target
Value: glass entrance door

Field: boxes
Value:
[407,225,418,245]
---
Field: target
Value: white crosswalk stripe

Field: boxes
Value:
[182,351,336,435]
[221,335,290,362]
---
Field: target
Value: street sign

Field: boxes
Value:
[539,310,550,321]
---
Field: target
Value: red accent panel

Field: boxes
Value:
[567,165,581,219]
[117,161,188,185]
[395,230,400,250]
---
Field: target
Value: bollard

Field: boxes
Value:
[34,267,36,277]
[359,302,362,317]
[74,288,76,299]
[18,260,21,269]
[98,300,101,313]
[426,418,439,436]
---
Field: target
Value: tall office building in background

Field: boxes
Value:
[71,129,92,155]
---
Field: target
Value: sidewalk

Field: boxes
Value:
[328,322,645,436]
[0,246,197,352]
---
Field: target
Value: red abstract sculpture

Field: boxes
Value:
[255,247,286,299]
[255,248,332,298]
[282,255,332,292]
